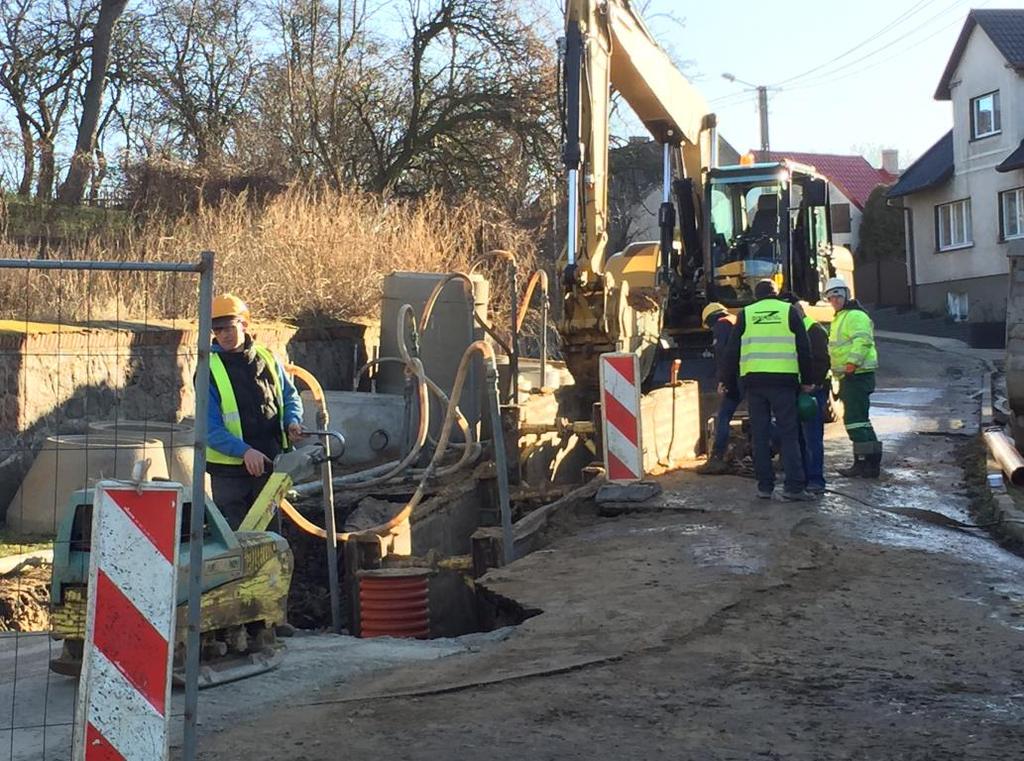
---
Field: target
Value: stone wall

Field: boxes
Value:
[0,320,377,437]
[0,319,378,523]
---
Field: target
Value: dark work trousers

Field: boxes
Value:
[747,385,806,494]
[799,387,829,490]
[211,472,271,529]
[839,372,878,443]
[712,392,743,458]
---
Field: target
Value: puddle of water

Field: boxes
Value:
[689,539,767,575]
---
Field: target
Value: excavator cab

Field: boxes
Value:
[706,160,839,307]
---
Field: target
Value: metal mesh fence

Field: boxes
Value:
[0,255,211,761]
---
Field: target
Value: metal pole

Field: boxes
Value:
[757,86,770,152]
[0,258,204,272]
[566,169,579,267]
[184,250,213,761]
[319,424,342,633]
[486,366,515,565]
[540,295,548,389]
[509,266,520,406]
[658,141,676,283]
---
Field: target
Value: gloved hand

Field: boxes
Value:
[844,363,857,376]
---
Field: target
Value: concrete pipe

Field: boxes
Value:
[89,420,196,486]
[5,434,169,539]
[983,429,1024,487]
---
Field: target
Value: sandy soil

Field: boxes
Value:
[185,342,1024,761]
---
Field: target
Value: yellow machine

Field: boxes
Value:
[558,0,853,393]
[49,434,342,687]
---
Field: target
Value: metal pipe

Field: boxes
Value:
[184,250,213,761]
[567,169,579,267]
[662,142,671,203]
[287,364,342,634]
[509,264,520,406]
[983,429,1024,487]
[486,362,515,565]
[541,294,548,388]
[0,258,205,272]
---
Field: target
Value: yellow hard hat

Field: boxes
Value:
[212,293,249,321]
[701,302,727,325]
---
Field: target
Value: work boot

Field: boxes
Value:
[697,455,731,475]
[837,456,866,478]
[862,442,883,479]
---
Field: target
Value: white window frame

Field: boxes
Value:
[936,199,972,251]
[971,91,1001,140]
[1001,187,1024,241]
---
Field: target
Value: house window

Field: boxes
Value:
[936,199,972,251]
[1001,188,1024,240]
[831,203,851,234]
[971,91,1001,140]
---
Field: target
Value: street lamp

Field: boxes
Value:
[722,72,773,153]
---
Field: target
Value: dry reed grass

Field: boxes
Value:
[0,186,541,327]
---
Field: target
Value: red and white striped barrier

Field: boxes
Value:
[74,482,182,761]
[599,352,644,482]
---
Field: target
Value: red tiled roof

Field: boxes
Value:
[752,150,898,210]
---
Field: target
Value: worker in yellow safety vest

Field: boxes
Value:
[205,293,304,527]
[824,277,881,479]
[723,279,815,501]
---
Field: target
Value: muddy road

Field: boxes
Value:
[194,340,1024,760]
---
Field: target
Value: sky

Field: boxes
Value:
[617,0,1024,169]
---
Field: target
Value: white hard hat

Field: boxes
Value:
[824,277,849,297]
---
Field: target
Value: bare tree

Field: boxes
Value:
[58,0,128,205]
[0,0,90,199]
[252,0,557,199]
[142,0,257,166]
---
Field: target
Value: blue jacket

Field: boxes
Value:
[207,341,303,459]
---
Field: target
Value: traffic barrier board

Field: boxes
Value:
[599,353,644,482]
[74,482,182,761]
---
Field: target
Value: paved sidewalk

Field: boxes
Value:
[876,329,1004,369]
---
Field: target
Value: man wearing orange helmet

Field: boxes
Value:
[205,293,304,527]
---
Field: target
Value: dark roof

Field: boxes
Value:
[936,9,1024,100]
[997,139,1024,173]
[753,150,898,210]
[886,131,953,198]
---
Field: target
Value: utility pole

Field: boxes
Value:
[723,73,776,153]
[756,85,770,152]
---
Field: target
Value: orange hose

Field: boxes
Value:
[515,269,549,332]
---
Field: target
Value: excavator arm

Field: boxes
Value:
[559,0,717,392]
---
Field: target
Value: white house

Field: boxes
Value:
[888,8,1024,329]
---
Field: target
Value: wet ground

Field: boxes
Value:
[192,340,1024,760]
[5,340,1024,760]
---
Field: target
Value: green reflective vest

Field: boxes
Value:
[829,307,878,374]
[740,298,798,376]
[207,345,287,465]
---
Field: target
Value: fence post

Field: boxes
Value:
[184,250,213,761]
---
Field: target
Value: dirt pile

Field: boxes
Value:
[0,562,51,632]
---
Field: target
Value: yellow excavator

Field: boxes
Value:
[557,0,854,394]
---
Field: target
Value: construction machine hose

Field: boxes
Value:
[358,356,476,451]
[515,269,549,332]
[279,339,499,543]
[332,305,432,490]
[420,271,514,358]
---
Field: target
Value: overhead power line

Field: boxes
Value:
[782,0,985,93]
[773,0,936,87]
